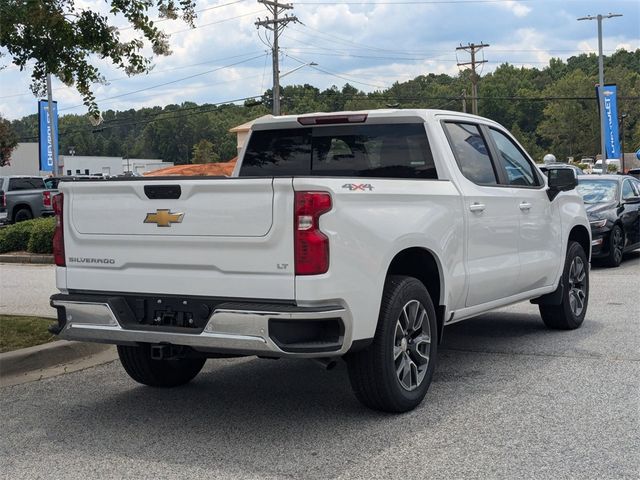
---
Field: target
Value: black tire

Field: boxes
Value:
[117,344,206,387]
[539,241,589,330]
[604,225,624,268]
[13,208,33,223]
[346,275,438,413]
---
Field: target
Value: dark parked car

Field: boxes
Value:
[628,168,640,180]
[576,175,640,267]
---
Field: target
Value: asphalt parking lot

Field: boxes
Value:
[1,253,639,479]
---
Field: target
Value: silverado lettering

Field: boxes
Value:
[68,257,116,264]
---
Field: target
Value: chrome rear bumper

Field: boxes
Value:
[50,296,350,358]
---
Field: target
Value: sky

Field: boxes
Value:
[0,0,639,120]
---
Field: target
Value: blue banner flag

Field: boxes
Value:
[38,100,58,172]
[596,84,621,160]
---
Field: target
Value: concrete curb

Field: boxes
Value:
[0,340,117,387]
[0,253,54,264]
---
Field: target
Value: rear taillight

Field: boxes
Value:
[294,192,332,275]
[52,193,65,266]
[42,190,52,209]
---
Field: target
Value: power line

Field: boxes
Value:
[16,92,640,141]
[117,0,251,31]
[0,52,267,100]
[59,54,268,111]
[294,0,538,4]
[168,10,263,35]
[283,52,389,88]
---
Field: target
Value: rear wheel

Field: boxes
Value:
[604,225,624,268]
[346,275,437,413]
[117,344,206,387]
[539,241,589,330]
[14,208,33,222]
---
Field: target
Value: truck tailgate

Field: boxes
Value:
[61,178,296,299]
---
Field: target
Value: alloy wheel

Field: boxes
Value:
[393,300,431,391]
[568,256,587,317]
[612,228,624,264]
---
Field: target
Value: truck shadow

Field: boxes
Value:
[39,308,604,478]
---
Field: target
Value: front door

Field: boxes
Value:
[486,127,562,291]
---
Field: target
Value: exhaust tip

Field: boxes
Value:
[311,358,338,371]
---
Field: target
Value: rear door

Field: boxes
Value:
[62,177,296,300]
[442,121,521,307]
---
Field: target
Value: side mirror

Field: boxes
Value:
[547,168,577,201]
[623,196,640,204]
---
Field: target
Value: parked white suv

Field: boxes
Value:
[49,110,591,412]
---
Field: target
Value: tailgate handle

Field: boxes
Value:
[144,185,181,199]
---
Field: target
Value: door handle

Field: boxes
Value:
[519,202,532,211]
[469,202,485,212]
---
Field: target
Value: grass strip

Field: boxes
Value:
[0,315,57,353]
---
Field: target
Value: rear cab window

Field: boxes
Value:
[442,122,497,185]
[240,123,438,179]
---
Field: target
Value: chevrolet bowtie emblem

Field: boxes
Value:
[144,209,184,227]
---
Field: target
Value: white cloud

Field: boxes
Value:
[498,1,531,18]
[1,0,639,120]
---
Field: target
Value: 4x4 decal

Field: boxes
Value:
[342,183,374,191]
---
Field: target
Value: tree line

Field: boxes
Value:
[9,49,640,165]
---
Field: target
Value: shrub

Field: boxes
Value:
[0,217,55,254]
[27,217,56,253]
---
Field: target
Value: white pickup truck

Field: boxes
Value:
[50,110,591,412]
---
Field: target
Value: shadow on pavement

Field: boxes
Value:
[37,308,602,478]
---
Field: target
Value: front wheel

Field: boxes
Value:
[604,225,624,268]
[539,241,589,330]
[118,344,206,387]
[346,275,438,413]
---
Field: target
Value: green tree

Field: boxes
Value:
[0,0,196,115]
[192,139,219,164]
[0,114,19,166]
[537,69,600,161]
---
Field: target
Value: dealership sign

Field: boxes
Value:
[596,84,621,160]
[38,100,58,172]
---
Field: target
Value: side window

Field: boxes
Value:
[444,122,497,185]
[488,129,539,187]
[8,177,45,190]
[622,179,635,200]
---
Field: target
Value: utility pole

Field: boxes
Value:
[456,42,489,115]
[461,90,467,113]
[46,74,58,175]
[256,0,298,116]
[578,13,622,174]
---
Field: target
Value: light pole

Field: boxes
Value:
[620,113,627,172]
[277,62,317,114]
[280,62,318,79]
[577,13,623,174]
